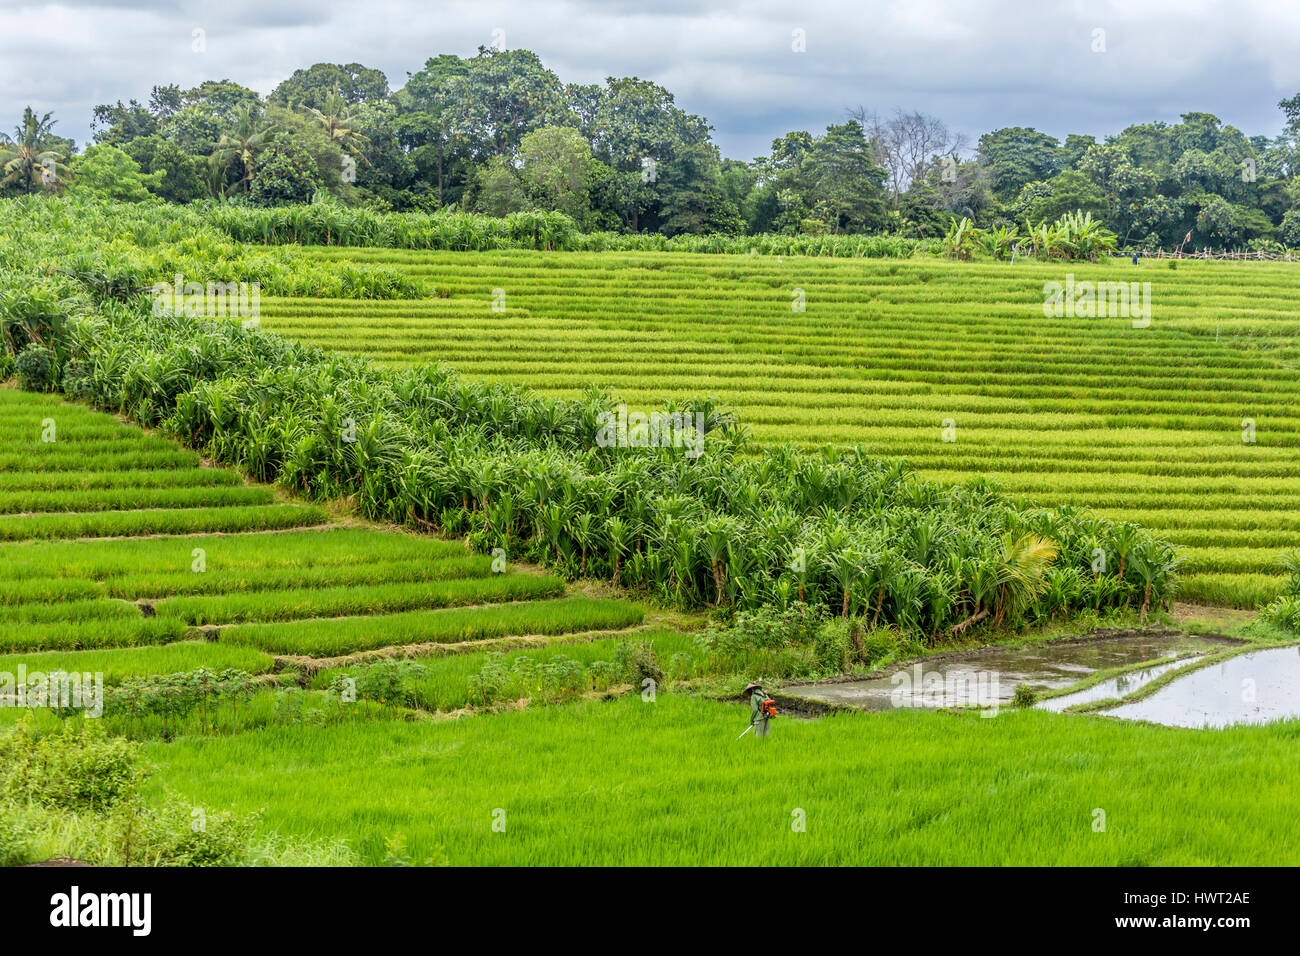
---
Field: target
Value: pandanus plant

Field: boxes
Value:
[699,516,737,605]
[951,558,998,636]
[1111,522,1145,590]
[489,495,518,550]
[861,546,897,626]
[604,517,632,585]
[571,512,598,576]
[56,299,1178,636]
[1130,543,1181,619]
[820,537,866,619]
[540,502,570,566]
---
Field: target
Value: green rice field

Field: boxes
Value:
[0,387,647,665]
[148,691,1300,866]
[7,238,1300,870]
[258,250,1300,607]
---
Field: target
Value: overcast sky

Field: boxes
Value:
[3,0,1299,158]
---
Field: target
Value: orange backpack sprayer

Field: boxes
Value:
[736,697,778,739]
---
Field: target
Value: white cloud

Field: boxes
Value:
[0,0,1296,156]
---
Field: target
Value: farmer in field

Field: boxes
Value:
[745,681,772,738]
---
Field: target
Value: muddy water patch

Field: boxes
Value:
[1037,657,1203,712]
[787,632,1231,711]
[1102,646,1300,729]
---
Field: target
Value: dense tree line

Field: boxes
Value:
[4,47,1300,248]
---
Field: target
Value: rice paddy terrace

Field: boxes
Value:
[0,386,645,679]
[7,268,1300,868]
[258,250,1300,608]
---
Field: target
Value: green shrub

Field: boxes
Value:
[1282,210,1300,248]
[715,604,830,652]
[613,640,663,691]
[345,660,428,707]
[14,344,59,392]
[0,807,29,866]
[1258,551,1300,633]
[0,719,144,812]
[381,832,448,867]
[1261,595,1300,633]
[0,719,343,866]
[466,651,589,706]
[0,351,13,380]
[113,792,258,867]
[812,618,856,672]
[862,629,898,666]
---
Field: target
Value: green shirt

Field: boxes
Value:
[750,689,768,725]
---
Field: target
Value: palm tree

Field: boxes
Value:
[993,534,1060,626]
[213,107,276,193]
[0,108,71,194]
[203,152,230,199]
[306,93,371,158]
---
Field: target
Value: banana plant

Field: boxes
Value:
[942,217,980,260]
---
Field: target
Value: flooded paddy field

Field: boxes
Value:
[1102,646,1300,729]
[1037,656,1203,712]
[784,626,1300,731]
[783,629,1233,712]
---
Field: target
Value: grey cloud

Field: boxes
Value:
[1,0,1297,158]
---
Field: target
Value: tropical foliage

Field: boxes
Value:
[0,108,72,194]
[944,211,1118,261]
[43,293,1175,635]
[6,47,1297,250]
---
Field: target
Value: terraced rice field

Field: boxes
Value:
[258,250,1300,607]
[0,387,644,675]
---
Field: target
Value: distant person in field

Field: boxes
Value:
[745,681,773,738]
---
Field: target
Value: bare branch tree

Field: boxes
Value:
[849,106,969,205]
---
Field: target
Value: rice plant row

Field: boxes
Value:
[221,596,647,657]
[57,299,1176,637]
[0,388,645,663]
[252,251,1300,606]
